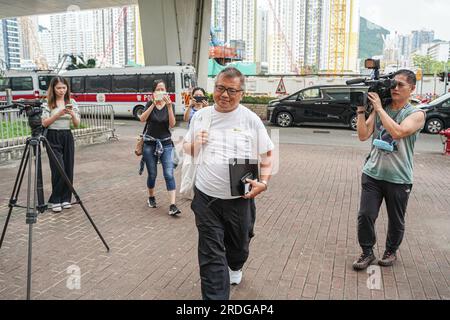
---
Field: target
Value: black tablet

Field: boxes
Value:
[228,158,259,196]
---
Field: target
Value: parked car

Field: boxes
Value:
[267,85,367,130]
[419,93,450,134]
[409,97,422,106]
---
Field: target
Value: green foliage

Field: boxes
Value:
[412,54,450,75]
[0,120,31,138]
[241,96,277,105]
[71,123,88,130]
[66,55,97,70]
[0,120,88,139]
[205,93,275,105]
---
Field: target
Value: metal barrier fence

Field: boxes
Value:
[74,104,116,140]
[0,104,116,153]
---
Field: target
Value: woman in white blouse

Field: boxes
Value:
[42,76,80,213]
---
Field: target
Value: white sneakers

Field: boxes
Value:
[51,202,71,212]
[62,202,72,209]
[51,203,62,213]
[229,267,243,285]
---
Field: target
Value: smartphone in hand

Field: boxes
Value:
[65,104,73,110]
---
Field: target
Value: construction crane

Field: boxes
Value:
[267,0,298,73]
[99,7,127,67]
[328,0,347,74]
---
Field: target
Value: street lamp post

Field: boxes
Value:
[445,62,449,94]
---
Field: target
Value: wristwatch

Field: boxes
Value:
[260,180,268,191]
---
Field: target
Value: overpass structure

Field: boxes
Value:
[0,0,212,86]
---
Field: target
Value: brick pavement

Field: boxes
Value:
[0,133,449,300]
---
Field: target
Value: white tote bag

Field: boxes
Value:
[179,107,213,199]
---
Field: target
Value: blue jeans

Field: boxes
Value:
[143,143,176,191]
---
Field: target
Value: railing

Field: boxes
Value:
[0,104,29,151]
[75,104,117,140]
[0,104,116,153]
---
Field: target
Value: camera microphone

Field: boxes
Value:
[346,78,366,85]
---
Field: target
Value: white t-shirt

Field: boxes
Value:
[184,104,274,199]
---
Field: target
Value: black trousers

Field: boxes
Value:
[46,129,75,204]
[358,173,412,254]
[191,186,256,300]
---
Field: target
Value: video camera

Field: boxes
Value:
[0,100,44,136]
[346,59,398,110]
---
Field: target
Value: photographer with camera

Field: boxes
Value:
[183,87,209,127]
[41,76,80,213]
[353,70,426,270]
[140,79,181,216]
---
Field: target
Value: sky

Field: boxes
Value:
[359,0,450,41]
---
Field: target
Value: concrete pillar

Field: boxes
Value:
[137,0,211,88]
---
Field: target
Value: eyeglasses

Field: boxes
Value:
[214,85,243,96]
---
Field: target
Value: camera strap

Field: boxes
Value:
[142,123,148,136]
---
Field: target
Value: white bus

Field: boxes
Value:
[0,70,55,101]
[60,65,197,119]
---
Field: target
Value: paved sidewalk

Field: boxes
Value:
[0,133,449,300]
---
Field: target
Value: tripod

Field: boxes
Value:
[0,129,110,300]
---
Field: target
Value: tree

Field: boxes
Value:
[412,54,450,75]
[66,55,96,70]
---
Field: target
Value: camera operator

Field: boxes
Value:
[41,77,80,213]
[353,70,426,270]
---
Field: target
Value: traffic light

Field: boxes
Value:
[439,72,450,82]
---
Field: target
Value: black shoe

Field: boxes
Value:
[147,197,157,208]
[169,204,181,216]
[378,250,397,267]
[352,252,376,271]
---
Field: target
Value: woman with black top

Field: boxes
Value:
[140,80,181,216]
[41,76,80,213]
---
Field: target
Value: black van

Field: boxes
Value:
[267,85,367,130]
[419,93,450,134]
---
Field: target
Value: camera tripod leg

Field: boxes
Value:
[26,223,33,300]
[26,139,38,300]
[42,137,110,252]
[0,141,31,249]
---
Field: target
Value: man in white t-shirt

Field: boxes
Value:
[183,67,274,300]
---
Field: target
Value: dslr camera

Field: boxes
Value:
[346,59,398,110]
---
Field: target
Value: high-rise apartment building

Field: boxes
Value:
[266,0,359,74]
[1,18,21,69]
[255,7,268,64]
[32,5,142,69]
[267,0,298,73]
[411,29,434,52]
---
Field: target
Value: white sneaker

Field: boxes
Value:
[62,202,72,209]
[52,203,62,213]
[229,267,242,285]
